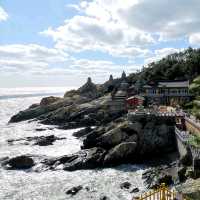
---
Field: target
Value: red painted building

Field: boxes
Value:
[126,95,144,109]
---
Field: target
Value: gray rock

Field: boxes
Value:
[130,188,139,193]
[120,182,131,189]
[100,195,110,200]
[40,96,61,106]
[2,155,35,169]
[65,185,83,196]
[104,142,137,165]
[97,126,128,148]
[62,147,106,171]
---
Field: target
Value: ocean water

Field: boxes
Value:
[0,87,146,200]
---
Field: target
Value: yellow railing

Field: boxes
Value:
[133,183,186,200]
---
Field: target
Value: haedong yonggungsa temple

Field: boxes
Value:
[109,71,193,112]
[142,80,193,106]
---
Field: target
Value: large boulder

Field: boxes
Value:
[103,142,137,165]
[97,127,128,149]
[96,121,137,149]
[2,155,35,169]
[40,96,61,106]
[41,147,106,171]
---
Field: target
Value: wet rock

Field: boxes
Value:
[157,174,173,186]
[100,195,110,200]
[7,135,65,146]
[120,181,132,189]
[35,128,46,131]
[104,142,137,165]
[2,155,34,169]
[65,185,83,196]
[62,147,106,171]
[85,186,90,191]
[130,188,139,193]
[178,166,187,182]
[34,135,59,146]
[73,127,93,138]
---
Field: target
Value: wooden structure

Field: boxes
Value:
[143,80,193,106]
[126,95,144,109]
[133,183,186,200]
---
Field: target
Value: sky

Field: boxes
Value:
[0,0,200,88]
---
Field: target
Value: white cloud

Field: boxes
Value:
[41,0,154,59]
[0,43,140,83]
[119,0,200,41]
[0,6,8,21]
[189,33,200,45]
[0,44,69,75]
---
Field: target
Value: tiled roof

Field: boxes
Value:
[127,95,145,100]
[143,81,189,88]
[158,80,189,88]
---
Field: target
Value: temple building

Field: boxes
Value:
[143,80,193,106]
[126,95,145,109]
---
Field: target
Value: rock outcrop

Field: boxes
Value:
[40,96,61,106]
[7,135,66,146]
[2,155,35,169]
[104,142,137,165]
[78,77,99,99]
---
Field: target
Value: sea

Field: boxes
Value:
[0,87,146,200]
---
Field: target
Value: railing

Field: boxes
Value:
[175,127,190,143]
[190,145,200,159]
[133,183,186,200]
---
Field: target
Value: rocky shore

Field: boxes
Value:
[6,76,200,199]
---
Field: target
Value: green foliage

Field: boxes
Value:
[188,134,200,148]
[190,76,200,96]
[128,48,200,84]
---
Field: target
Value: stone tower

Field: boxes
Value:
[109,74,114,82]
[121,71,126,80]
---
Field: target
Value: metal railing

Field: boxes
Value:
[175,127,190,143]
[190,145,200,159]
[133,183,186,200]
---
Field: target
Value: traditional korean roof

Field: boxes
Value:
[127,95,145,101]
[143,80,189,88]
[158,80,189,88]
[143,85,152,88]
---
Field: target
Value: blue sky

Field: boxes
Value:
[0,0,200,87]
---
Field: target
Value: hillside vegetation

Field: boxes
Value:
[128,48,200,84]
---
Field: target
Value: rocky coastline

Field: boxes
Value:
[5,75,200,199]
